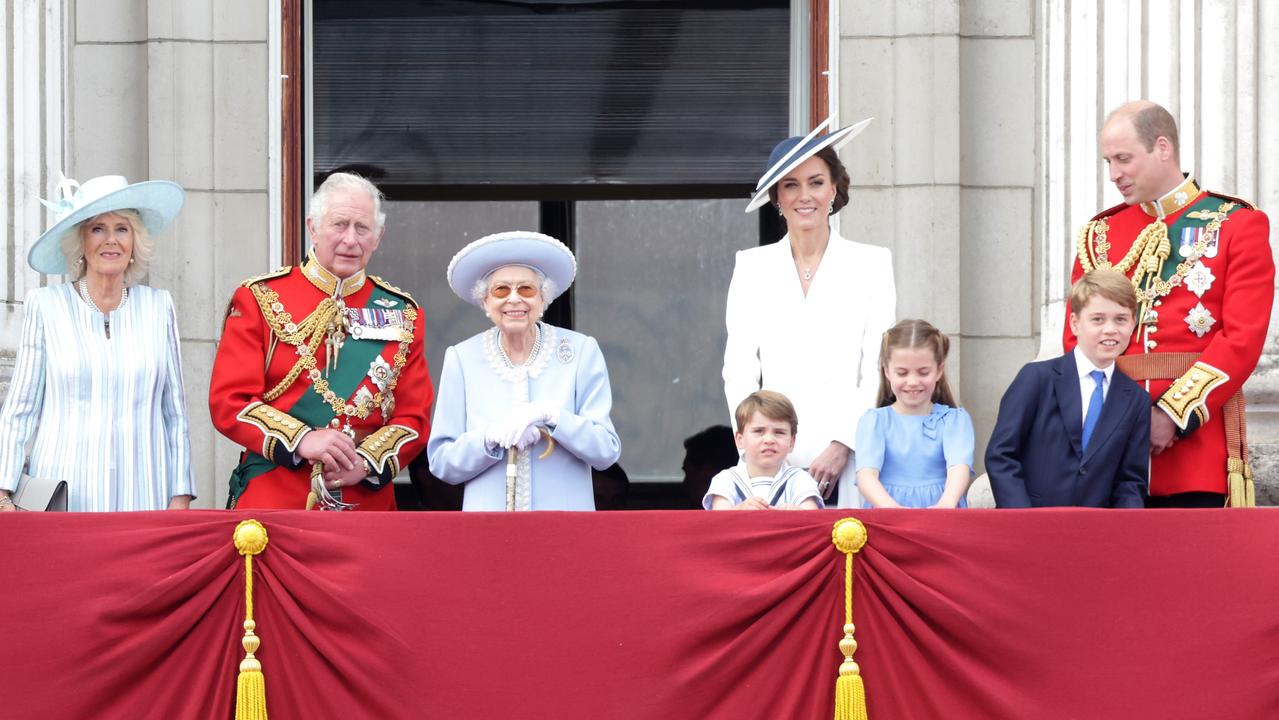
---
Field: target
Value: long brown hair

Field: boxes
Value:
[874,319,957,408]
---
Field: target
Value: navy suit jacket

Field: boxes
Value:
[986,353,1149,508]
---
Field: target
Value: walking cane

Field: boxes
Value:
[505,429,556,511]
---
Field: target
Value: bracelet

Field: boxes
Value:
[0,496,14,507]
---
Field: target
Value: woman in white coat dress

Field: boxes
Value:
[427,231,621,510]
[724,119,895,508]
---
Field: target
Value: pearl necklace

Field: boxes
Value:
[78,278,128,339]
[496,324,542,369]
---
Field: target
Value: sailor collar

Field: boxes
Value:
[303,252,366,297]
[1139,175,1201,220]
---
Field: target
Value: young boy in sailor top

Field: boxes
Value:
[704,390,824,510]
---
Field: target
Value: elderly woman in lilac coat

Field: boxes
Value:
[427,231,621,510]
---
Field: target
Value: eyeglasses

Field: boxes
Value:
[489,283,539,299]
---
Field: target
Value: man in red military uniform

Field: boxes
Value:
[1065,100,1273,507]
[210,172,432,510]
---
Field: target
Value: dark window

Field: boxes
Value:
[313,0,789,199]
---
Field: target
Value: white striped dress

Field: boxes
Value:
[0,283,194,510]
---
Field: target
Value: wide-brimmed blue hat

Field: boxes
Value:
[744,116,873,213]
[447,231,577,307]
[28,174,185,274]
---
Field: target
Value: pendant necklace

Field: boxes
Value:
[78,278,128,339]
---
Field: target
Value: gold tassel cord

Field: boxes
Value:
[234,519,270,720]
[832,518,869,720]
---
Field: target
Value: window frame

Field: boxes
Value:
[279,0,832,262]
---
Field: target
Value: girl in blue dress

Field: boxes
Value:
[855,319,974,508]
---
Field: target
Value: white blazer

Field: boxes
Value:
[722,232,896,505]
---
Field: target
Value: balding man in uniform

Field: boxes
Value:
[1064,100,1273,507]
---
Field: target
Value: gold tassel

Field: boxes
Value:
[1226,459,1255,508]
[832,518,869,720]
[233,519,270,720]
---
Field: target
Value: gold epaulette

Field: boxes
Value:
[240,266,293,289]
[1207,191,1257,211]
[370,275,418,308]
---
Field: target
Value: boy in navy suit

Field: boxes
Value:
[987,269,1149,507]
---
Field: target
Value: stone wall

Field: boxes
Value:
[0,0,272,506]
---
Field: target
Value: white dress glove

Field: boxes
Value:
[484,423,506,452]
[510,424,543,452]
[499,402,560,450]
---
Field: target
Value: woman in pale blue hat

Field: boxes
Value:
[427,231,621,510]
[723,118,896,509]
[0,175,194,511]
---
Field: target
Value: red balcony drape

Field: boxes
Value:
[2,509,1276,719]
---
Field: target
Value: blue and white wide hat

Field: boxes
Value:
[447,231,577,307]
[744,116,874,213]
[28,174,185,274]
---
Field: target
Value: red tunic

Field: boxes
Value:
[209,259,433,509]
[1065,181,1273,496]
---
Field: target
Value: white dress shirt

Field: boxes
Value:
[1073,346,1114,424]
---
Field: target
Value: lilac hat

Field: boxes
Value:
[447,231,577,307]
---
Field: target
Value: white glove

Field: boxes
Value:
[499,403,560,449]
[510,424,543,452]
[529,401,559,429]
[484,423,506,452]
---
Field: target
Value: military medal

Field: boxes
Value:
[1178,227,1200,257]
[343,307,406,341]
[1185,303,1216,338]
[1183,261,1215,298]
[325,293,348,377]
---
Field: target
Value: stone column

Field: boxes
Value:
[142,0,272,506]
[2,0,67,363]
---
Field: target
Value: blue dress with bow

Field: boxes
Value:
[854,403,974,508]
